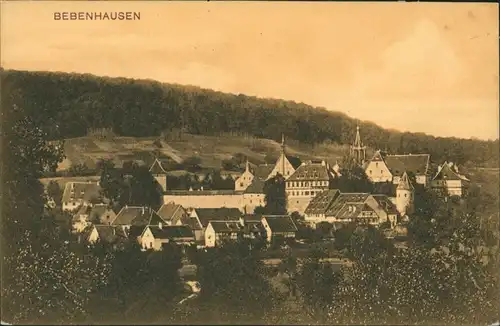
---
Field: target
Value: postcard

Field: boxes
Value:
[1,1,498,325]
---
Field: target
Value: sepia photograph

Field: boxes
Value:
[1,1,499,325]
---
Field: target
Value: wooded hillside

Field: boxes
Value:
[2,69,498,167]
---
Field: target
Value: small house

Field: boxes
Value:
[261,215,298,243]
[139,223,195,250]
[205,217,263,247]
[62,181,102,211]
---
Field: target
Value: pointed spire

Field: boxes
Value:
[281,133,286,154]
[354,125,362,147]
[350,125,366,164]
[397,171,414,190]
[281,133,286,176]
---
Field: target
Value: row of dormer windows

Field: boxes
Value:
[287,190,318,197]
[287,180,328,188]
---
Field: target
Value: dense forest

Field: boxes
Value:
[1,69,498,167]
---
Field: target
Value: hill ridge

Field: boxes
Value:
[1,69,498,167]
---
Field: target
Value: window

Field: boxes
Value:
[370,170,372,174]
[240,183,244,187]
[150,242,153,248]
[376,162,379,167]
[305,191,309,196]
[381,170,383,174]
[404,194,407,198]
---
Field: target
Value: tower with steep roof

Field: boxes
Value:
[149,158,168,193]
[235,159,254,191]
[396,171,414,216]
[350,125,366,165]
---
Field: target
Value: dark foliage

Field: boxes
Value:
[263,174,287,215]
[2,69,497,168]
[331,155,374,193]
[180,240,278,324]
[98,159,162,211]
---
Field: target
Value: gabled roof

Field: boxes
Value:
[335,202,367,220]
[262,215,298,233]
[193,208,243,227]
[285,155,302,169]
[62,181,101,204]
[209,220,262,233]
[370,150,386,162]
[147,225,194,240]
[371,194,399,215]
[252,164,275,180]
[243,214,262,221]
[149,158,167,174]
[244,178,265,194]
[157,202,187,224]
[111,206,166,226]
[432,162,470,182]
[89,225,127,243]
[325,193,370,216]
[210,220,243,233]
[383,154,430,177]
[304,189,341,215]
[287,162,333,182]
[397,172,414,190]
[183,216,203,230]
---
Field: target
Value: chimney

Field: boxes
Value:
[142,207,145,215]
[158,222,162,229]
[201,186,204,191]
[239,216,245,227]
[321,160,326,166]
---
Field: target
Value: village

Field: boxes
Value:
[46,126,471,263]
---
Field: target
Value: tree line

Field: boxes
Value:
[2,69,498,167]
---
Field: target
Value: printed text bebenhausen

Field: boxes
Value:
[54,12,141,21]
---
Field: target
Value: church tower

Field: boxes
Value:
[350,125,366,165]
[396,171,414,217]
[149,158,168,193]
[268,133,297,180]
[235,159,254,191]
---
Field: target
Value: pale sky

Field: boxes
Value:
[1,1,498,140]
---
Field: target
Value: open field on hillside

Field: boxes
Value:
[40,175,101,189]
[56,133,351,172]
